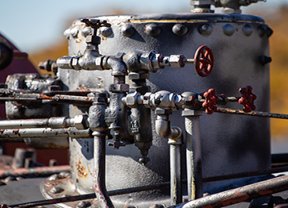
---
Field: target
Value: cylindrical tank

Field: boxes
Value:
[58,13,271,207]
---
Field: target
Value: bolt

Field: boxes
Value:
[144,24,161,37]
[122,24,135,37]
[242,24,253,36]
[259,56,272,65]
[76,201,91,208]
[50,186,64,194]
[100,27,113,37]
[223,24,235,36]
[172,24,188,36]
[198,24,212,36]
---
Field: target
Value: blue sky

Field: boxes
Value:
[0,0,287,53]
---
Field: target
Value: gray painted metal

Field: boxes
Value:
[58,13,271,207]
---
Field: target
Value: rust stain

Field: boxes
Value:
[76,160,88,178]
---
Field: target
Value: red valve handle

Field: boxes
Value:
[238,86,257,112]
[202,88,217,114]
[194,45,214,77]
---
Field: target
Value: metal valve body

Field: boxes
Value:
[54,13,272,207]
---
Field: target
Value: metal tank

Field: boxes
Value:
[56,3,271,208]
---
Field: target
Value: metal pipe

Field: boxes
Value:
[0,116,87,129]
[169,134,183,205]
[177,175,288,208]
[182,109,203,200]
[216,107,288,120]
[93,131,114,208]
[0,128,91,139]
[0,165,70,179]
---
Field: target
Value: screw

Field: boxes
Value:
[144,24,161,37]
[172,24,188,36]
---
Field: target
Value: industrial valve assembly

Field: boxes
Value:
[1,0,288,208]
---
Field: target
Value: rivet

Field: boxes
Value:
[242,24,253,36]
[121,24,135,37]
[50,186,64,194]
[172,24,188,36]
[198,24,212,36]
[100,27,113,37]
[76,201,91,208]
[144,24,161,37]
[223,24,235,36]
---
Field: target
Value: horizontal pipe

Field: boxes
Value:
[0,128,91,139]
[0,165,70,179]
[0,117,83,129]
[8,182,169,208]
[177,175,288,208]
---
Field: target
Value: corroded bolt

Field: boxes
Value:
[122,24,135,37]
[50,186,64,194]
[172,24,188,36]
[144,24,161,37]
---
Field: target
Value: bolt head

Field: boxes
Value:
[144,24,161,37]
[242,24,253,36]
[100,27,113,37]
[223,24,235,36]
[198,24,212,35]
[121,24,135,37]
[172,24,188,36]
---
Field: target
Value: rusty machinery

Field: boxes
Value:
[2,0,288,207]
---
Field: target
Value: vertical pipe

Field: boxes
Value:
[182,110,203,200]
[93,131,114,208]
[169,136,182,205]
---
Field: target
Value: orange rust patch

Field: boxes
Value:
[76,160,88,178]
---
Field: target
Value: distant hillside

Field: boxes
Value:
[29,7,288,138]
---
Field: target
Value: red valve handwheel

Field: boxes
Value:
[194,45,214,77]
[202,88,217,114]
[238,86,257,112]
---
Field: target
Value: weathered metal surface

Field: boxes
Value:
[58,13,271,207]
[0,165,70,179]
[176,175,288,208]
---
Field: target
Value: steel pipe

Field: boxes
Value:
[0,128,91,139]
[177,175,288,208]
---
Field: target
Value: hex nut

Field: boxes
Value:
[169,55,186,68]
